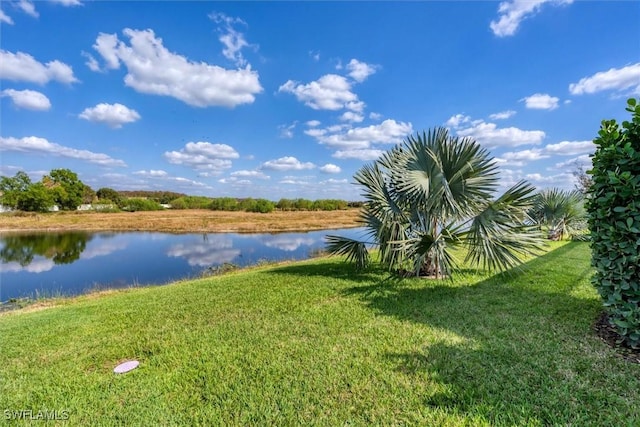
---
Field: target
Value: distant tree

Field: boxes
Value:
[82,184,96,204]
[529,188,587,240]
[96,187,123,207]
[44,169,85,210]
[16,183,54,212]
[0,171,32,208]
[572,160,593,195]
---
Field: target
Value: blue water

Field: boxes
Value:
[0,227,366,302]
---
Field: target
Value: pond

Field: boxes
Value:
[0,227,366,303]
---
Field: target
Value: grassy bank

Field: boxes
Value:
[0,209,361,233]
[1,242,638,425]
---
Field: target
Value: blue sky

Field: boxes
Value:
[1,0,639,201]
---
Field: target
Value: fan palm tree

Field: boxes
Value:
[326,128,544,278]
[529,188,587,240]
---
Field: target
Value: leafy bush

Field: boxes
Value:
[170,196,212,210]
[587,98,640,349]
[246,198,275,213]
[121,198,164,212]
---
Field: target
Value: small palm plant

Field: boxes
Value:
[529,188,587,240]
[326,128,544,278]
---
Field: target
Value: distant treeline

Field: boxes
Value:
[1,171,362,213]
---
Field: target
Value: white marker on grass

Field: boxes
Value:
[114,360,139,374]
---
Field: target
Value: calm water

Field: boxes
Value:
[0,227,365,302]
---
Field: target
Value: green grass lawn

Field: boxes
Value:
[1,242,638,426]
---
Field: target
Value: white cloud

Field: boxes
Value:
[495,148,549,166]
[279,74,360,111]
[369,112,382,121]
[262,156,315,171]
[78,103,141,128]
[164,142,239,174]
[91,28,262,107]
[133,170,168,177]
[339,111,364,123]
[490,0,573,37]
[553,154,592,170]
[333,149,384,161]
[209,12,255,67]
[0,136,127,167]
[319,164,341,174]
[230,170,270,179]
[278,122,296,138]
[311,119,413,150]
[544,140,594,156]
[451,116,545,148]
[0,10,14,24]
[1,89,51,111]
[525,172,574,185]
[320,178,349,185]
[346,59,378,82]
[489,110,516,120]
[0,50,78,85]
[81,51,101,72]
[445,114,471,128]
[569,63,640,96]
[50,0,83,5]
[306,120,321,127]
[521,93,559,110]
[309,51,320,62]
[17,0,38,17]
[279,179,311,185]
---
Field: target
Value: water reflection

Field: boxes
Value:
[0,232,93,267]
[0,227,365,302]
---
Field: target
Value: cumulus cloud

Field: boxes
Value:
[553,154,592,170]
[279,74,360,111]
[544,140,594,156]
[346,59,378,82]
[569,63,640,96]
[306,120,321,127]
[78,103,141,128]
[81,51,101,72]
[310,119,413,150]
[489,110,516,120]
[0,136,127,167]
[333,148,384,161]
[369,112,382,121]
[0,50,78,84]
[490,0,573,37]
[339,111,364,123]
[320,178,348,185]
[447,114,545,148]
[230,170,270,179]
[521,93,559,110]
[261,156,315,171]
[90,28,262,107]
[209,12,256,67]
[1,89,51,111]
[164,141,239,174]
[495,148,549,166]
[319,164,341,174]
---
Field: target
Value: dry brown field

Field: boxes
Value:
[0,209,361,233]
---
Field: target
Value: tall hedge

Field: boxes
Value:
[587,98,640,349]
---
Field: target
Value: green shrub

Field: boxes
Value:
[170,196,212,210]
[121,198,164,212]
[209,197,240,211]
[587,98,640,349]
[246,198,275,213]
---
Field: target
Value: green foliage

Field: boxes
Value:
[209,197,240,211]
[96,188,123,207]
[587,98,640,349]
[121,198,164,212]
[327,128,544,277]
[0,171,32,208]
[44,169,86,210]
[276,198,349,211]
[119,190,185,204]
[16,183,54,212]
[169,196,212,210]
[529,188,587,240]
[246,198,275,213]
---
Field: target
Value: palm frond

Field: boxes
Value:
[325,235,371,270]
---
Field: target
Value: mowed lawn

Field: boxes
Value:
[1,242,638,426]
